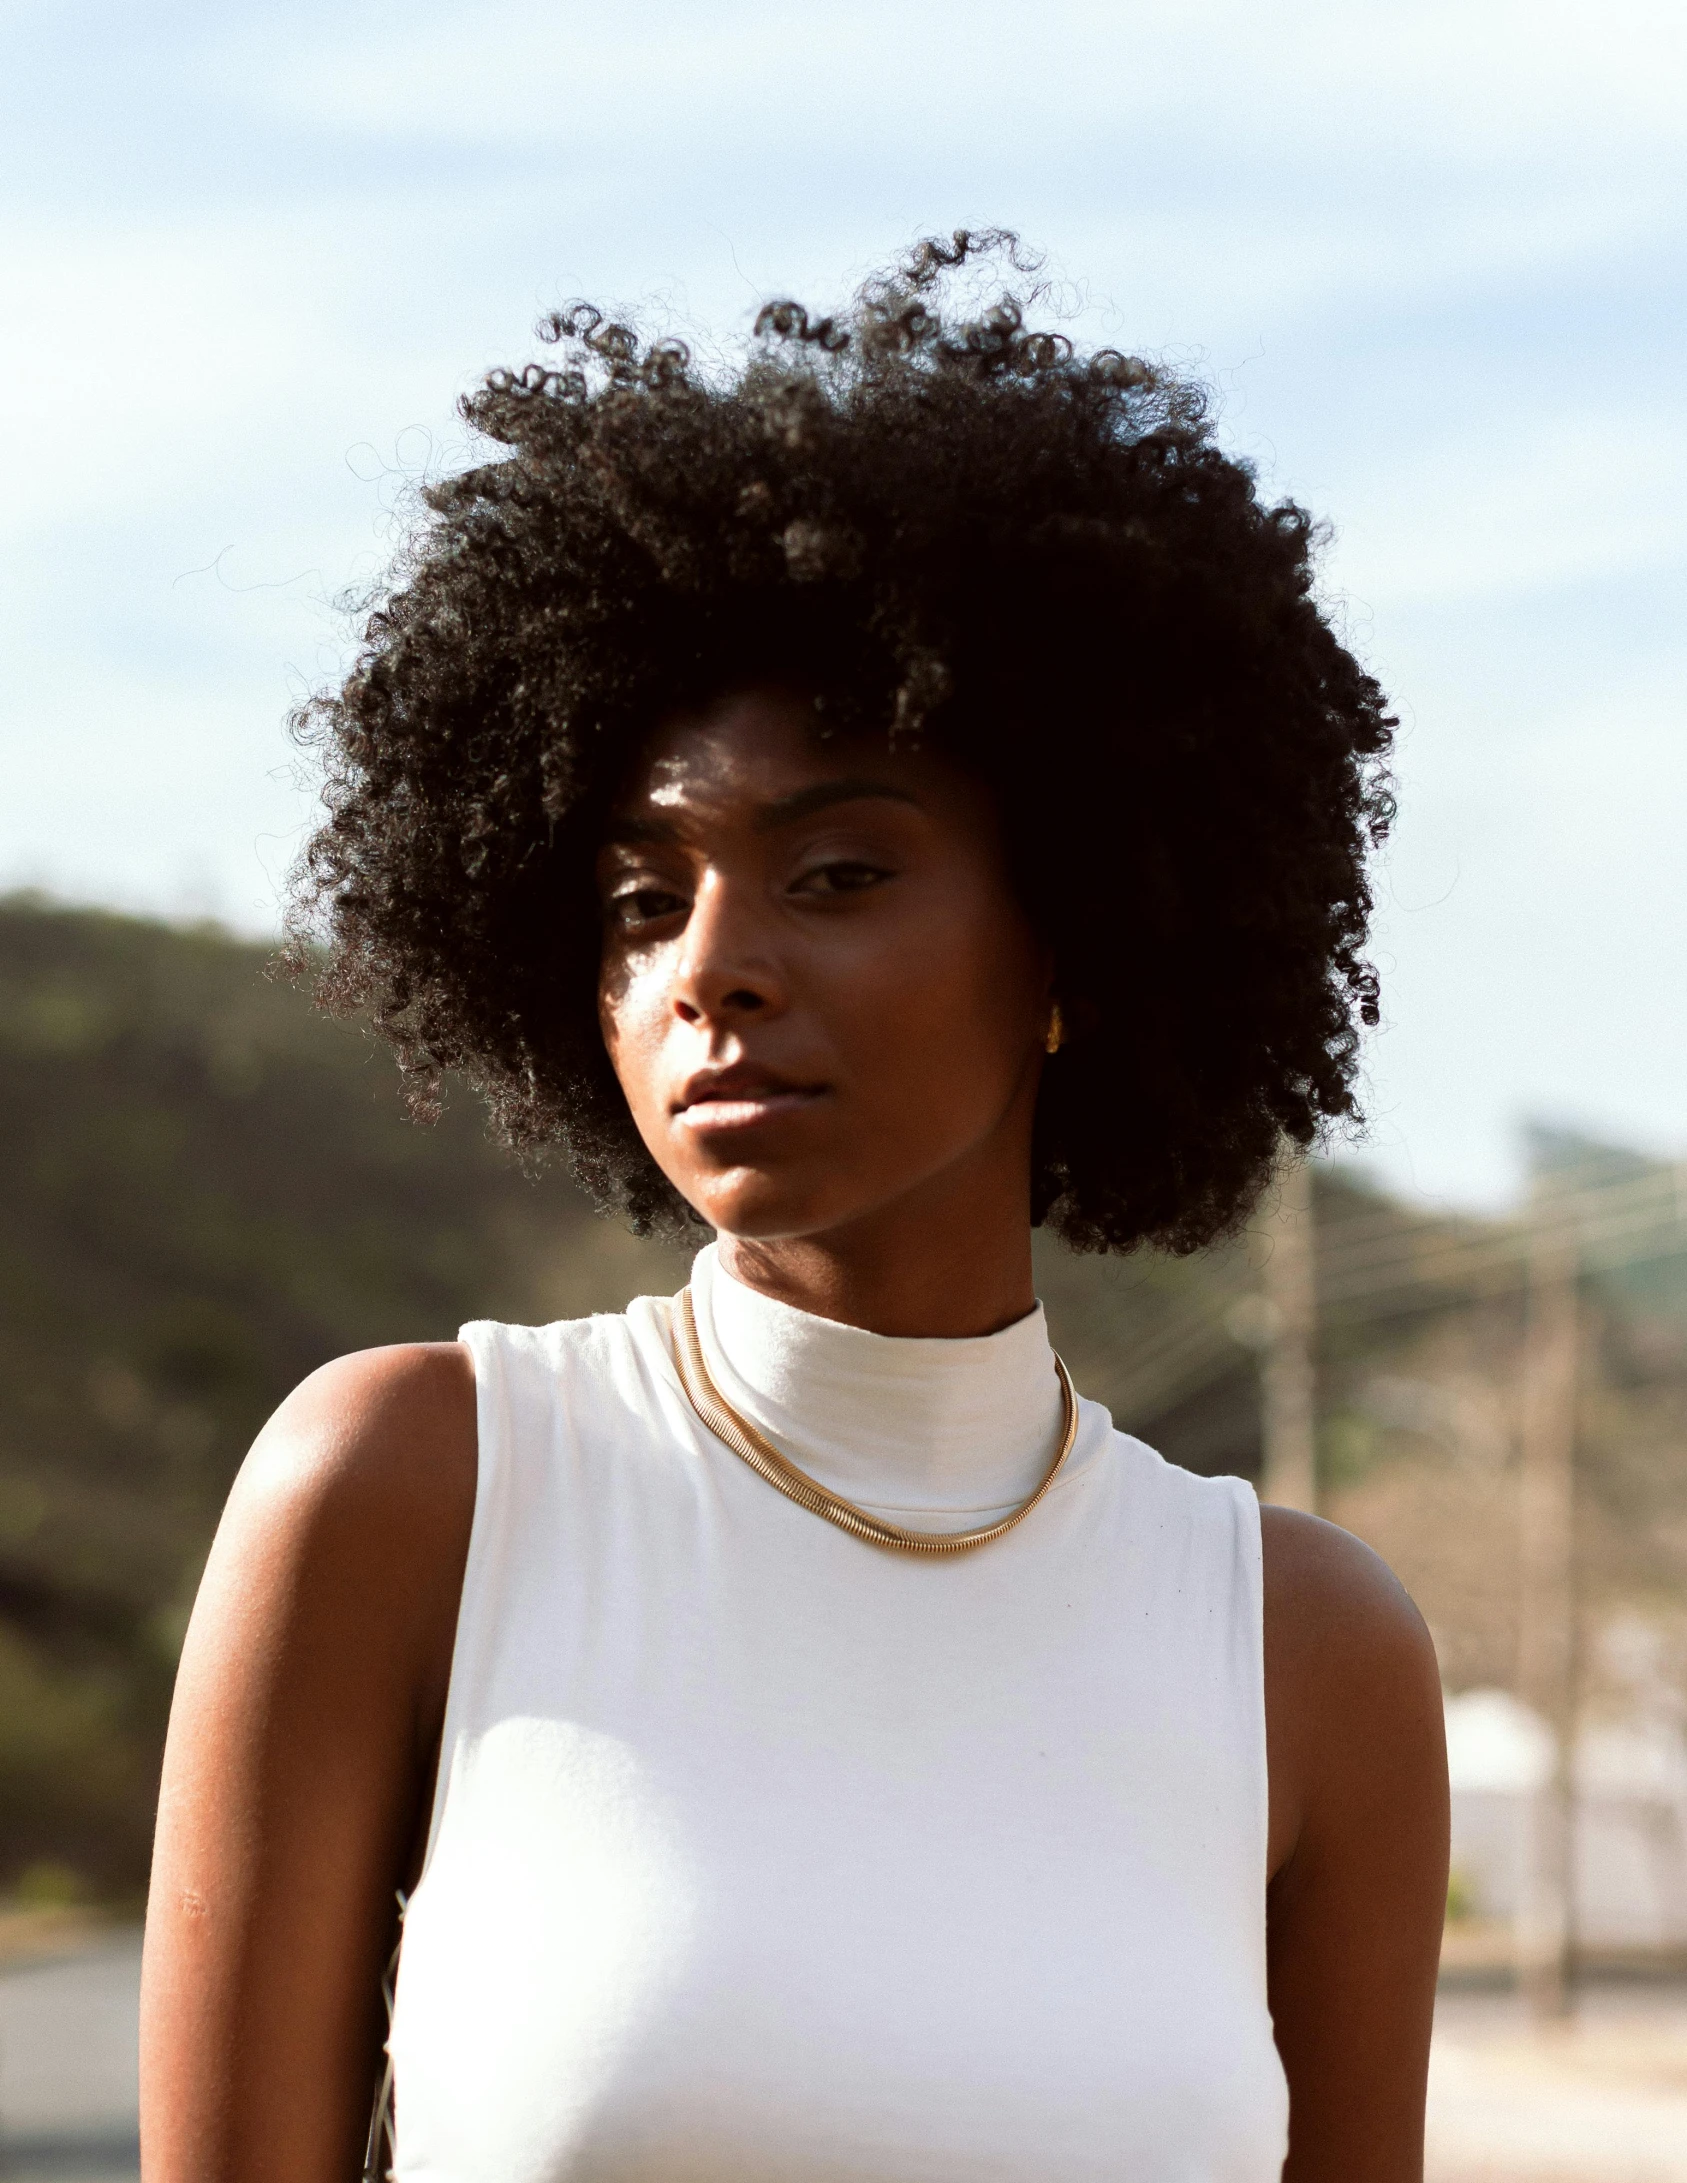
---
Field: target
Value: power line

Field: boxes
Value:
[1102,1159,1687,1430]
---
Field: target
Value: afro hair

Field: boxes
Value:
[288,230,1394,1253]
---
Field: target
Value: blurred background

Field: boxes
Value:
[2,2,1684,2176]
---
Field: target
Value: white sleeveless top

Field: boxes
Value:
[389,1246,1288,2181]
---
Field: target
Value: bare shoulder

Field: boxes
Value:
[179,1342,479,1762]
[1260,1507,1447,1872]
[235,1340,478,1531]
[1260,1504,1438,1689]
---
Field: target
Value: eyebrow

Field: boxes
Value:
[752,778,921,830]
[604,778,921,845]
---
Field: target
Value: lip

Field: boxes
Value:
[672,1064,829,1134]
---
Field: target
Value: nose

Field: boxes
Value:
[670,869,786,1030]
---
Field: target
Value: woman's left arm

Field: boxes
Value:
[1261,1505,1450,2182]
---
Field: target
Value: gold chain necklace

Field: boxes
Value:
[670,1286,1079,1556]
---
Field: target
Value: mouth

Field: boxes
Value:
[672,1064,830,1136]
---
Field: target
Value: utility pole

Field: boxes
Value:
[1260,1153,1317,1512]
[1515,1229,1579,2020]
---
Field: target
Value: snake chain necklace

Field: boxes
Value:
[669,1285,1078,1557]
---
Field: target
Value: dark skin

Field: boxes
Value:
[142,688,1448,2180]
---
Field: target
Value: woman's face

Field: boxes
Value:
[596,686,1052,1245]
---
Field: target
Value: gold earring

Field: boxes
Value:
[1045,1002,1064,1056]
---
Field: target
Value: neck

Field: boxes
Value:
[718,1145,1036,1340]
[691,1244,1066,1515]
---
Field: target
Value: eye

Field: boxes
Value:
[606,884,689,931]
[791,859,894,897]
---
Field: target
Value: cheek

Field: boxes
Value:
[597,956,666,1113]
[852,897,1036,1101]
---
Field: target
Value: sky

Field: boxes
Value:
[2,0,1683,1208]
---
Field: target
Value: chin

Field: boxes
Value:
[680,1167,859,1244]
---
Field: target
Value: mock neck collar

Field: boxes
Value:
[687,1244,1068,1518]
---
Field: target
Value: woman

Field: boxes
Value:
[142,234,1448,2181]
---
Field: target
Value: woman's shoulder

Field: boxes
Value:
[460,1290,675,1370]
[1258,1505,1436,1687]
[236,1291,677,1522]
[458,1291,684,1432]
[242,1290,677,1521]
[1098,1425,1260,1532]
[1259,1505,1446,1876]
[237,1340,479,1538]
[207,1346,481,1704]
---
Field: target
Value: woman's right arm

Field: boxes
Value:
[140,1342,478,2182]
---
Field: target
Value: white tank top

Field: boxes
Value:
[389,1246,1288,2181]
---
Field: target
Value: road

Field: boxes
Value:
[0,1934,140,2180]
[1428,1984,1687,2183]
[2,1937,1685,2180]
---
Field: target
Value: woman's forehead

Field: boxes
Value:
[615,688,965,826]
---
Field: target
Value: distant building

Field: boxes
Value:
[1447,1688,1687,1955]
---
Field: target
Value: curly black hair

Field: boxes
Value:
[287,231,1394,1254]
